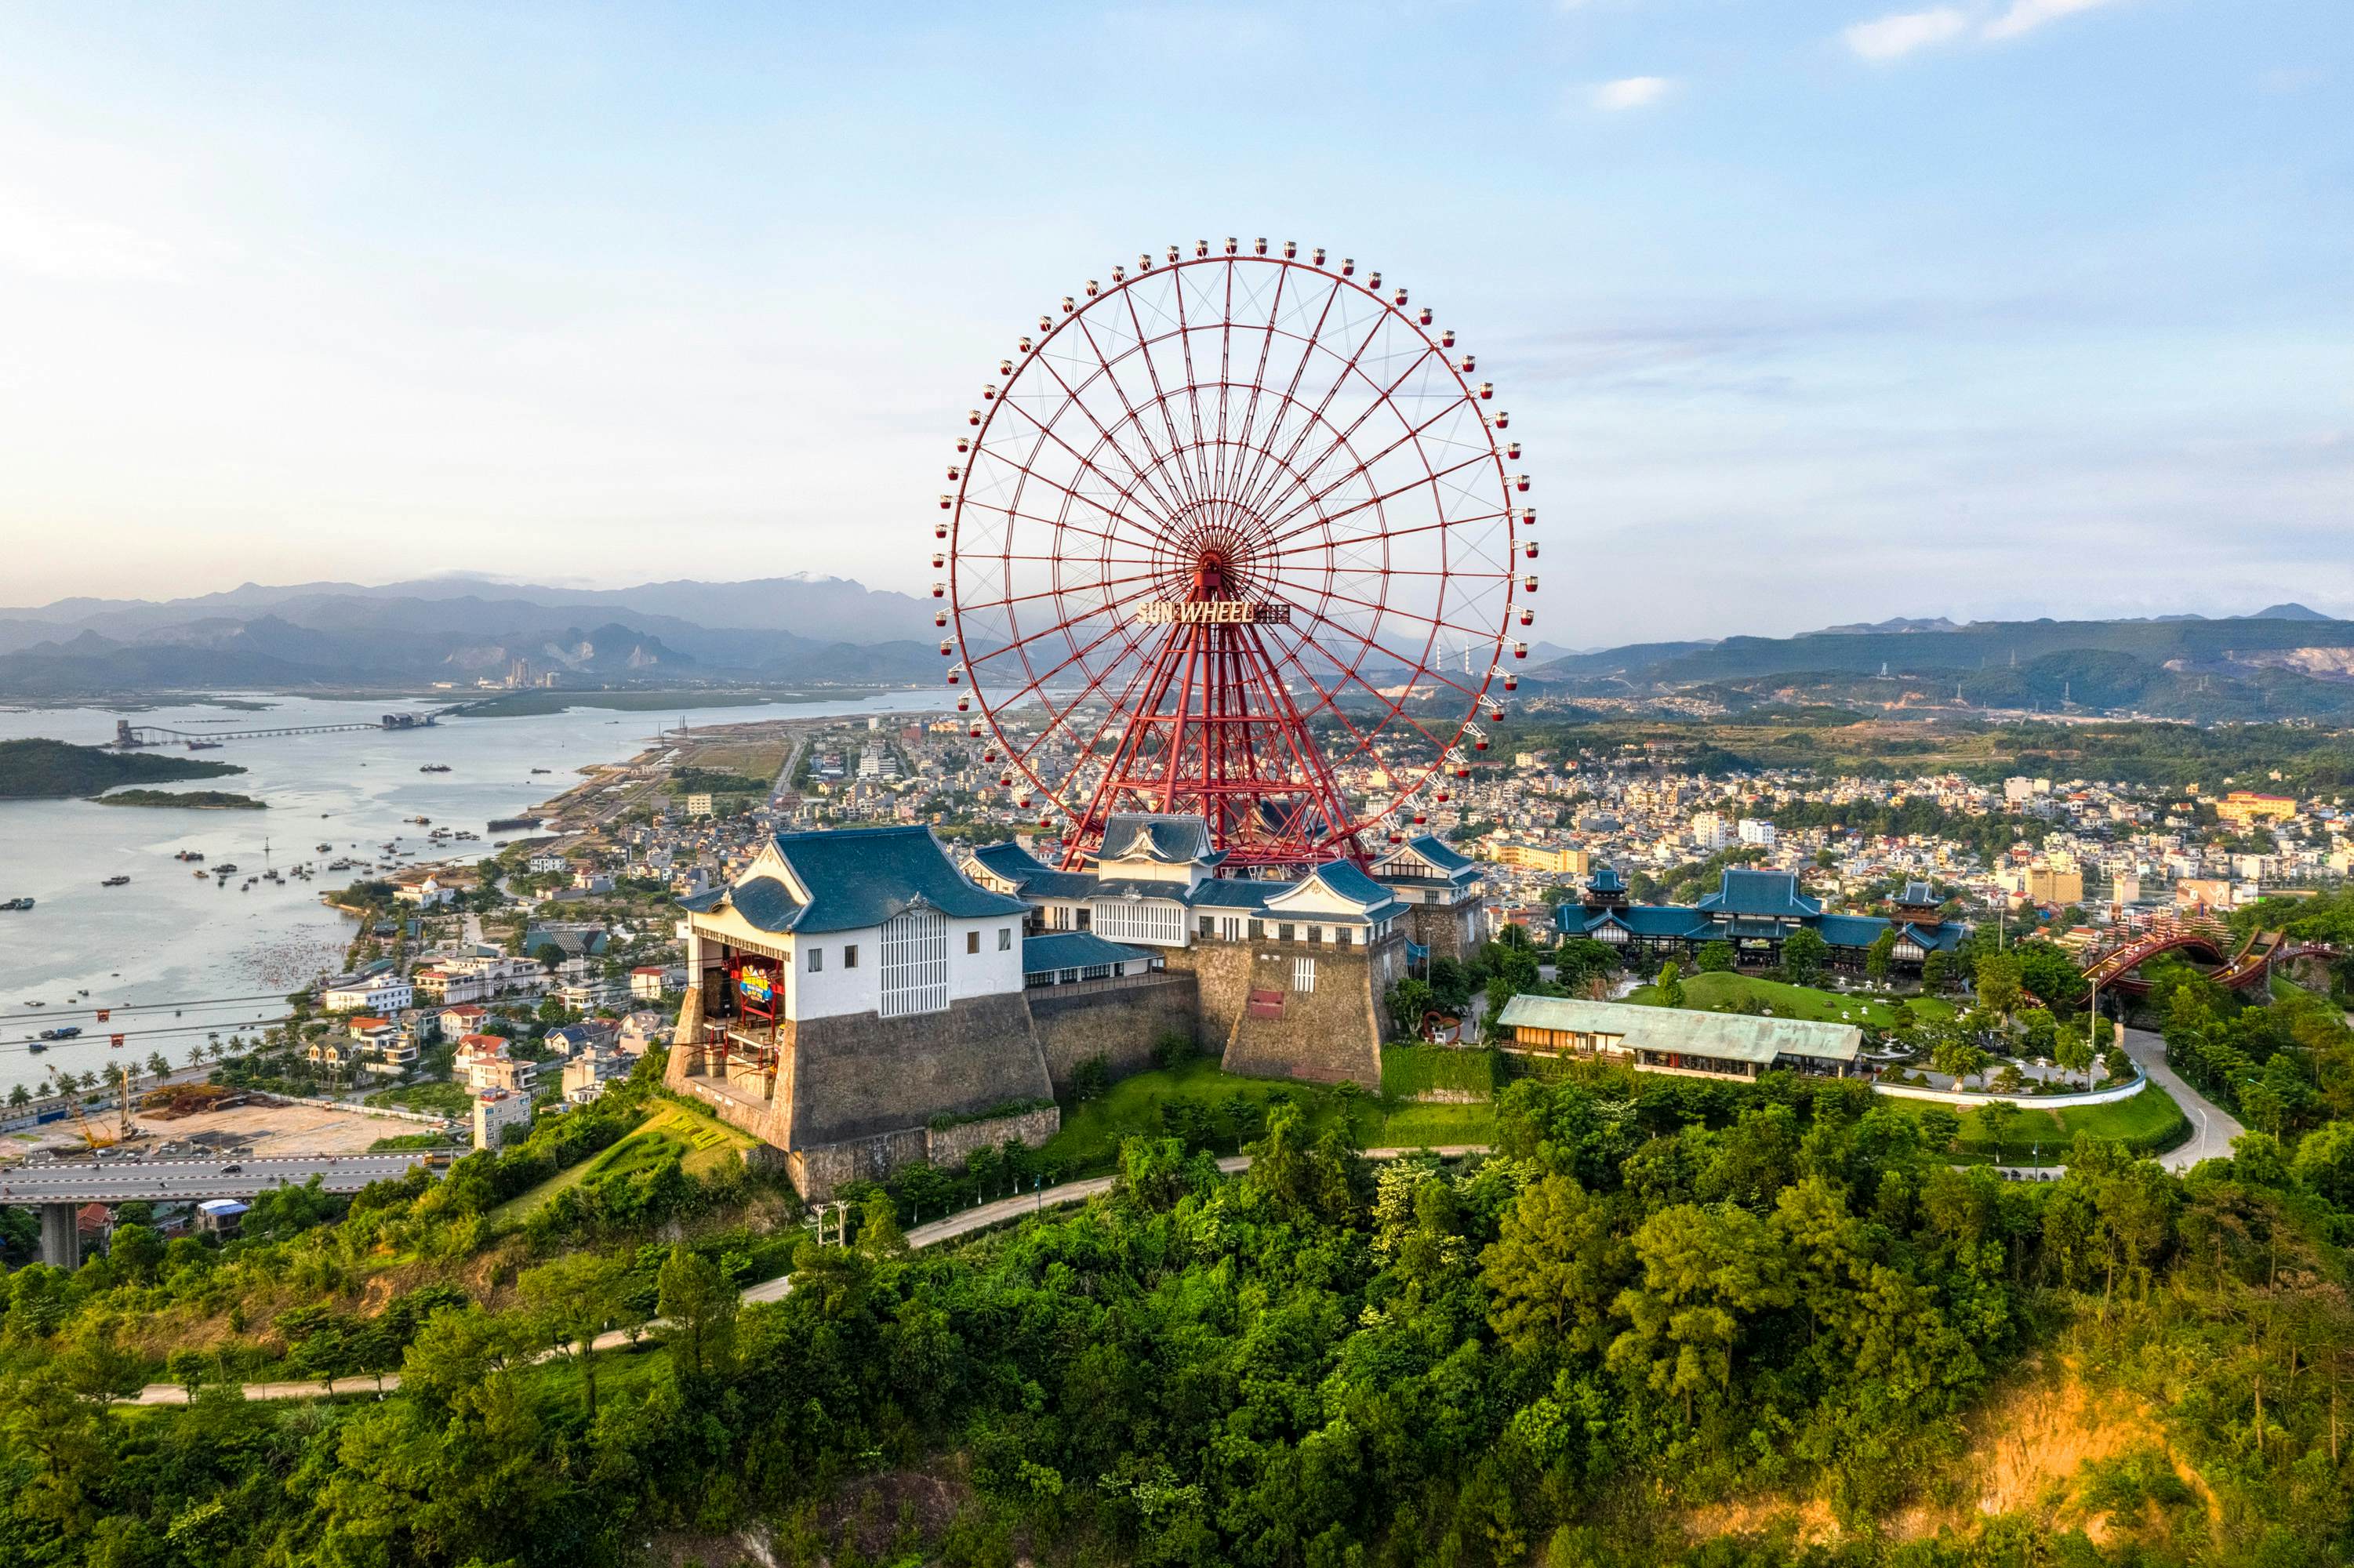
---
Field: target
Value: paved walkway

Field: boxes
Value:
[2119,1024,2244,1170]
[134,1145,1489,1403]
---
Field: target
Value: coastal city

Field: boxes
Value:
[3,3,2350,1563]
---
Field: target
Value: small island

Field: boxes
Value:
[0,737,245,799]
[97,789,267,810]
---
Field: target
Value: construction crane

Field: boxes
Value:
[64,1065,136,1152]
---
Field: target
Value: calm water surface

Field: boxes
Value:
[0,692,943,1094]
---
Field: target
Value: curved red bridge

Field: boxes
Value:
[2072,915,2284,1000]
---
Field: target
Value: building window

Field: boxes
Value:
[880,906,950,1018]
[1292,956,1317,993]
[808,948,823,972]
[1200,916,1215,938]
[1307,925,1323,945]
[1278,923,1295,942]
[966,930,981,955]
[1094,898,1183,946]
[1248,918,1264,938]
[1425,889,1440,904]
[844,945,859,969]
[1337,927,1353,947]
[997,926,1012,950]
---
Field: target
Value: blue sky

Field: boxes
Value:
[0,0,2345,642]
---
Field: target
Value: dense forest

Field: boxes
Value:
[0,738,242,799]
[8,990,2354,1566]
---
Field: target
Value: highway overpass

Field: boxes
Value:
[2,1152,431,1269]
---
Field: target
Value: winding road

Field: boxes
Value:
[2118,1023,2244,1170]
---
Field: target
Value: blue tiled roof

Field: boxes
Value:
[1582,905,1710,939]
[1817,913,1894,950]
[1587,864,1626,893]
[969,840,1099,900]
[1097,813,1216,864]
[1022,931,1151,974]
[1190,881,1276,911]
[1404,834,1477,873]
[1900,920,1966,952]
[1299,858,1404,913]
[777,827,1030,933]
[1696,869,1822,918]
[728,875,804,933]
[1899,880,1934,906]
[690,826,1028,935]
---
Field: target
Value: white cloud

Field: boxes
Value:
[0,194,180,281]
[1843,7,1970,62]
[1983,0,2131,42]
[1593,75,1671,111]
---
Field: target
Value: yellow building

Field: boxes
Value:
[2025,865,2083,905]
[1488,840,1588,876]
[2215,790,2298,827]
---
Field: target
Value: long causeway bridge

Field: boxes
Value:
[113,713,438,747]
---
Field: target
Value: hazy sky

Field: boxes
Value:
[2,1,2346,642]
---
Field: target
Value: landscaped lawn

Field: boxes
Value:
[1621,971,1956,1029]
[1877,1080,2190,1164]
[1041,1057,1497,1174]
[491,1098,757,1223]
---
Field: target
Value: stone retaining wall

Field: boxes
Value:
[925,1103,1063,1171]
[1029,972,1199,1089]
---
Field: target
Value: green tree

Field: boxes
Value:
[1695,940,1736,974]
[104,1223,162,1284]
[1865,927,1896,982]
[656,1244,737,1377]
[532,942,566,971]
[1922,949,1953,993]
[1782,927,1830,986]
[518,1251,628,1415]
[1606,1203,1795,1425]
[1974,951,2024,1020]
[1655,960,1687,1009]
[2053,1022,2095,1089]
[1480,1174,1622,1360]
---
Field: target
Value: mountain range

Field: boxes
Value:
[1526,604,2354,723]
[5,574,2352,723]
[0,575,943,697]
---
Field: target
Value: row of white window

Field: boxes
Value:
[804,924,1014,971]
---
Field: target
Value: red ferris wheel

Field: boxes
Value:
[935,238,1535,869]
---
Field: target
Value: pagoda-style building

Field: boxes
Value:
[1555,866,1963,971]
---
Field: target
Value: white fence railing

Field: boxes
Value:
[1870,1073,2149,1109]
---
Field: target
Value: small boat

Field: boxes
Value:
[530,768,551,775]
[317,843,332,853]
[100,875,130,887]
[0,897,31,912]
[26,1041,45,1054]
[420,764,452,774]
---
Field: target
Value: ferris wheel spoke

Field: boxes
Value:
[1256,394,1491,546]
[988,390,1184,551]
[1241,337,1438,531]
[1235,277,1398,525]
[1023,350,1197,535]
[1219,262,1292,510]
[1086,301,1200,517]
[1261,452,1504,556]
[1283,595,1484,708]
[1168,268,1217,505]
[1225,274,1353,529]
[1265,570,1509,659]
[965,574,1165,671]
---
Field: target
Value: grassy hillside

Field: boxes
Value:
[0,736,242,798]
[490,1097,757,1223]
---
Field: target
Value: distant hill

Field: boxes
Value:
[1524,612,2354,722]
[0,576,949,696]
[0,738,245,798]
